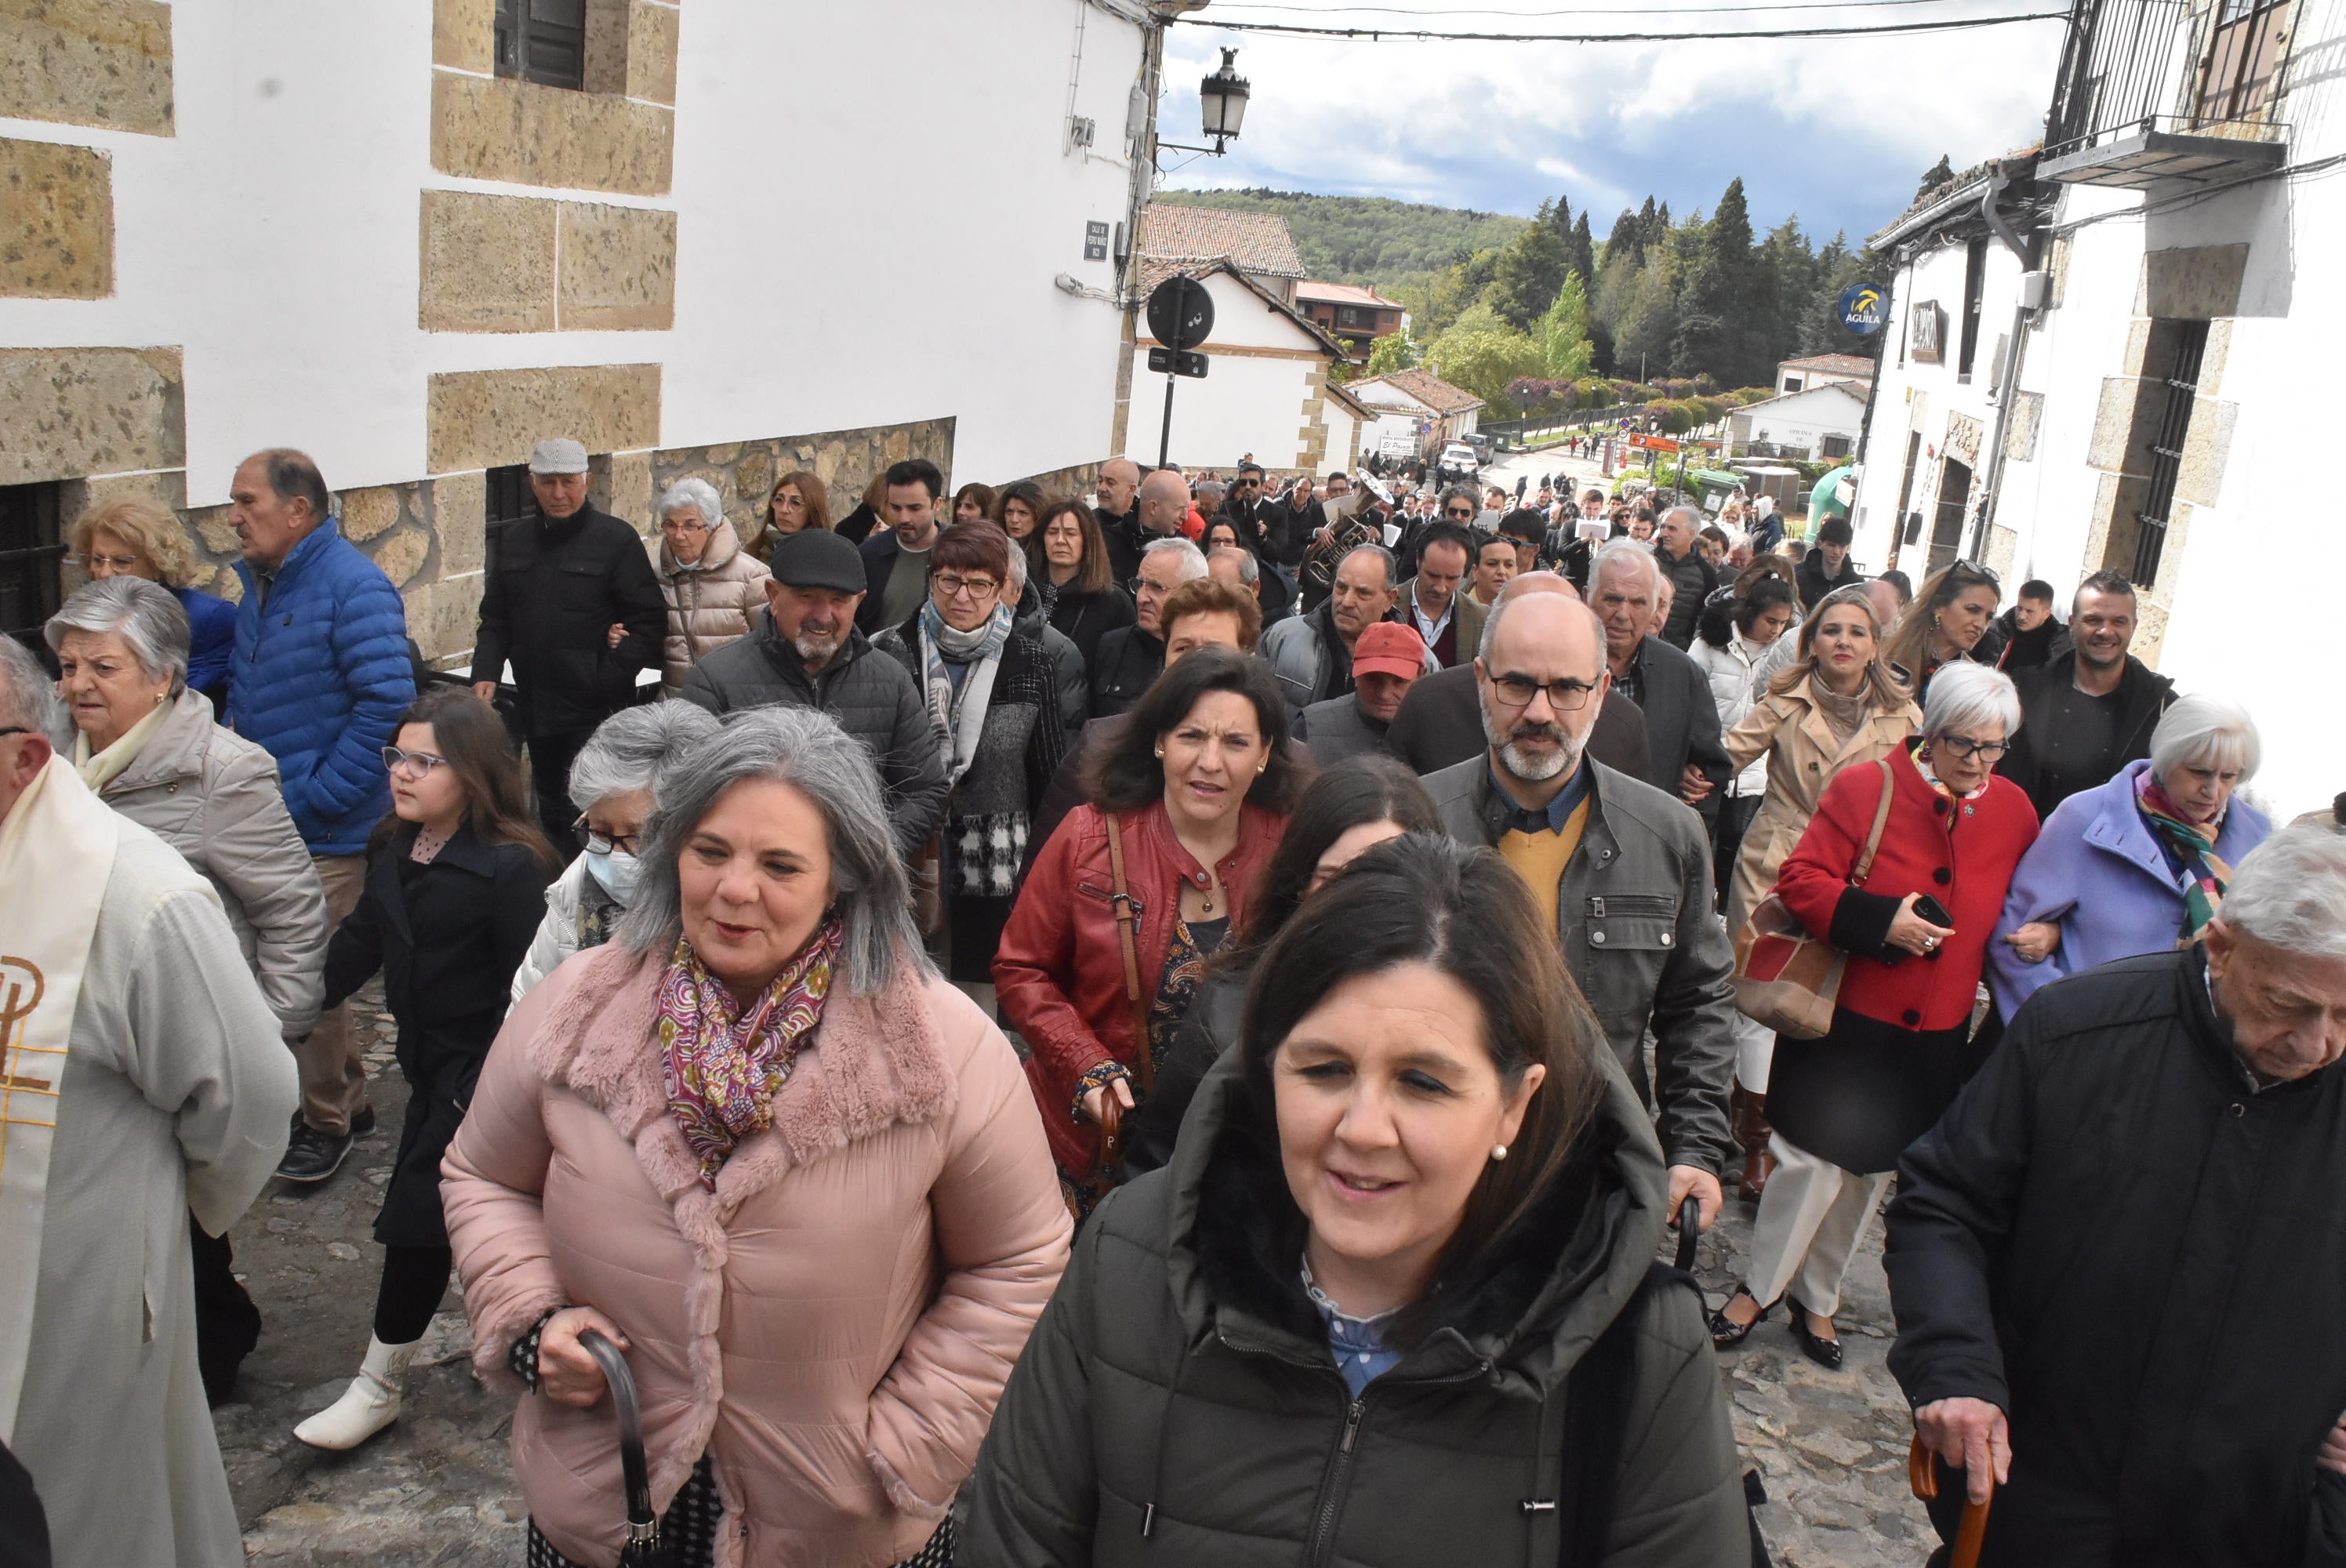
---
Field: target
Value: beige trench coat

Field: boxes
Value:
[1720,671,1921,930]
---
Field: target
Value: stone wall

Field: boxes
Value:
[651,419,960,553]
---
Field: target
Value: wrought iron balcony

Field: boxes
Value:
[2040,0,2290,187]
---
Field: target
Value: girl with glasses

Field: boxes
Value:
[293,688,558,1452]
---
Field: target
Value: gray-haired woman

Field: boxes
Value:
[46,576,329,1400]
[651,477,772,693]
[442,705,1070,1568]
[511,700,721,1000]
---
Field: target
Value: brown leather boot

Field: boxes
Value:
[1734,1090,1777,1200]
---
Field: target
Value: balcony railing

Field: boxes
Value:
[2041,0,2290,186]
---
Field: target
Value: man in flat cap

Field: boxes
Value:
[470,438,666,851]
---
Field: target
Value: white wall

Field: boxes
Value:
[1127,267,1329,470]
[0,0,1146,503]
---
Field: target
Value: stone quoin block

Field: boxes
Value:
[402,574,484,666]
[557,202,675,331]
[430,70,673,196]
[427,363,661,475]
[433,0,494,73]
[2173,397,2235,510]
[2137,244,2248,322]
[0,345,181,484]
[0,0,173,136]
[430,470,488,575]
[0,136,111,298]
[591,449,655,531]
[419,190,557,332]
[626,1,679,105]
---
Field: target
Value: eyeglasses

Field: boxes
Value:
[381,745,449,777]
[0,727,30,739]
[1936,734,2011,761]
[1488,673,1600,712]
[660,517,710,535]
[932,573,1000,601]
[575,819,641,855]
[76,553,143,572]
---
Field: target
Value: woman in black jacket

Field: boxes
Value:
[292,687,556,1452]
[1037,499,1136,673]
[1121,755,1440,1174]
[964,833,1749,1566]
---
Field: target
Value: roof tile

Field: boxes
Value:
[1138,204,1309,281]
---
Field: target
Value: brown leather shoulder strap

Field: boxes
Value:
[1102,812,1154,1092]
[1851,757,1898,885]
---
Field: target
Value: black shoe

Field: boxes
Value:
[350,1105,376,1138]
[277,1121,354,1183]
[1708,1289,1768,1348]
[1786,1299,1845,1370]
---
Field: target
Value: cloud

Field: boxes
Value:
[1159,0,2064,245]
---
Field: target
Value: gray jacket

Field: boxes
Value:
[1425,755,1736,1174]
[98,687,329,1037]
[1259,609,1341,711]
[1291,692,1387,766]
[679,608,950,856]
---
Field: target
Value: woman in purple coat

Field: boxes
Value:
[1989,694,2270,1016]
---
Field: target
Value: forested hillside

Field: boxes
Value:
[1153,188,1530,283]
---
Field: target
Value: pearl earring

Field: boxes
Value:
[1491,1144,1509,1162]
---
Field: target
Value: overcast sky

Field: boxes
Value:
[1159,0,2069,249]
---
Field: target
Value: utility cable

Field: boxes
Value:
[1211,0,2024,14]
[1172,9,2065,38]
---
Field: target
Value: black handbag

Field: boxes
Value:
[577,1330,682,1568]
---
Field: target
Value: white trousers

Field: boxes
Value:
[1741,1132,1893,1318]
[1735,1014,1775,1094]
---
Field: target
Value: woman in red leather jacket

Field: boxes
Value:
[995,648,1305,1208]
[1710,661,2037,1367]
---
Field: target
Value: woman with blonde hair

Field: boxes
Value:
[69,495,236,706]
[1880,560,2006,702]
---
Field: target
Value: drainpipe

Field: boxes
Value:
[1970,165,2044,562]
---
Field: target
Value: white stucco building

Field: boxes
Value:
[1849,0,2341,813]
[1346,369,1487,459]
[1,0,1192,660]
[1729,383,1868,463]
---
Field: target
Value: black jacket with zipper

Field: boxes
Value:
[963,1054,1749,1567]
[470,503,666,735]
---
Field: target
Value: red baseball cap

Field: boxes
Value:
[1352,622,1427,682]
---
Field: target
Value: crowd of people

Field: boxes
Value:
[2,434,2343,1568]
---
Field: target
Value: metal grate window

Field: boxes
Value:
[2132,321,2208,587]
[494,0,587,90]
[0,483,64,659]
[486,463,535,532]
[2194,0,2292,125]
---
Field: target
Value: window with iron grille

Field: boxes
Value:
[1958,238,1988,380]
[495,0,587,90]
[486,463,535,538]
[2130,321,2207,588]
[0,482,64,661]
[2194,0,2291,125]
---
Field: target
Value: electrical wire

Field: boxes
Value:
[1173,10,2066,38]
[1211,0,2014,13]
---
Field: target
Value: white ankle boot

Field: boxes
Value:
[294,1334,418,1450]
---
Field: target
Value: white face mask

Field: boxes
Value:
[583,845,641,905]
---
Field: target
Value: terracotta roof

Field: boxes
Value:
[1325,380,1378,422]
[1296,280,1401,310]
[1348,368,1486,416]
[1779,354,1877,378]
[1138,204,1309,282]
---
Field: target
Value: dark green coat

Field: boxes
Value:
[962,1052,1749,1568]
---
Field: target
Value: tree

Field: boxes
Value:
[1602,208,1642,270]
[1754,215,1818,372]
[1487,221,1570,331]
[1914,154,1955,205]
[1672,176,1760,387]
[1535,270,1597,382]
[1567,210,1597,289]
[1610,247,1682,381]
[1422,303,1545,415]
[1364,328,1420,376]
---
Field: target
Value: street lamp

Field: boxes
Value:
[1198,48,1250,152]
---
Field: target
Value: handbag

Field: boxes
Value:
[1908,1432,1993,1568]
[576,1330,682,1568]
[1070,813,1157,1210]
[1730,758,1896,1040]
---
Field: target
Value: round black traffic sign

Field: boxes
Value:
[1146,275,1216,352]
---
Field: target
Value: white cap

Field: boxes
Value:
[529,437,589,474]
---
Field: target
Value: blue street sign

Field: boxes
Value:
[1839,283,1887,336]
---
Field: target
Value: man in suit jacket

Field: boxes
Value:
[1589,539,1728,825]
[1389,521,1484,668]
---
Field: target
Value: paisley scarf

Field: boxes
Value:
[658,916,844,1188]
[2136,773,2230,943]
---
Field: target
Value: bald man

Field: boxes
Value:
[1095,456,1146,585]
[1424,589,1739,1232]
[1383,572,1651,781]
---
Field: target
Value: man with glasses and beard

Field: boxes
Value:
[1424,590,1739,1237]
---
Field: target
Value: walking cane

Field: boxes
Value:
[1673,1195,1701,1273]
[1907,1432,1992,1568]
[578,1330,682,1568]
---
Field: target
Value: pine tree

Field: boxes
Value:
[1567,210,1597,289]
[1755,215,1818,372]
[1603,209,1643,270]
[1487,222,1570,331]
[1670,177,1758,385]
[1543,193,1574,242]
[1914,154,1955,204]
[1637,197,1661,259]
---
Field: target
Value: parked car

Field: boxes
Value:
[1437,441,1480,484]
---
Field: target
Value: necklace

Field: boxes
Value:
[1200,877,1218,915]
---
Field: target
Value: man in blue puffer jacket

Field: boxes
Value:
[227,448,416,1184]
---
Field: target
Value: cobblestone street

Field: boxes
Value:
[220,985,1934,1566]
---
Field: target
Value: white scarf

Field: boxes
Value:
[917,601,1012,787]
[0,755,120,1440]
[72,688,174,791]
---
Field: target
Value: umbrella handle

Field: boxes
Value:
[579,1329,660,1548]
[1672,1195,1700,1272]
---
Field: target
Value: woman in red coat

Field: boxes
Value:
[995,648,1304,1210]
[1711,661,2037,1366]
